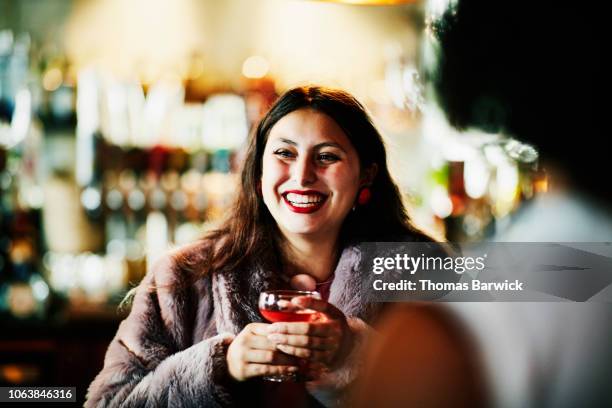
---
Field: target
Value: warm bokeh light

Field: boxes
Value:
[185,55,205,80]
[42,67,63,91]
[242,55,270,79]
[533,172,548,194]
[251,0,419,95]
[65,0,204,82]
[61,0,420,94]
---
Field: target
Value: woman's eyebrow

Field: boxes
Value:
[278,138,298,146]
[275,138,346,152]
[314,142,345,152]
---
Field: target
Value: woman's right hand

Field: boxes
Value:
[226,323,302,381]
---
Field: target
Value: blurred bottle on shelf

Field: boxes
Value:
[0,236,50,320]
[38,51,76,133]
[176,169,206,245]
[0,152,51,320]
[202,149,238,222]
[142,152,170,270]
[0,31,30,120]
[445,161,469,241]
[104,170,127,256]
[243,77,277,127]
[117,169,144,263]
[504,139,539,201]
[43,173,104,254]
[448,161,467,217]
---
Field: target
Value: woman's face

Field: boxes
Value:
[261,108,362,241]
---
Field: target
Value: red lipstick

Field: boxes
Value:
[282,190,328,214]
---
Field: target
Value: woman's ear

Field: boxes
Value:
[360,163,378,187]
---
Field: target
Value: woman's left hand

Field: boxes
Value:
[266,296,351,370]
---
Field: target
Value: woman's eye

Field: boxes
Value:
[274,150,295,159]
[318,153,340,163]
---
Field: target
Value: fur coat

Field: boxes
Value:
[85,239,383,407]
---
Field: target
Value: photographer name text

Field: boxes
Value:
[372,279,524,292]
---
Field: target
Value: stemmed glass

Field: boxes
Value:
[258,290,321,382]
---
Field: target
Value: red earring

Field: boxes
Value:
[357,187,371,205]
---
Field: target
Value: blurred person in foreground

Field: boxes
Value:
[432,1,610,407]
[352,303,491,408]
[85,86,440,407]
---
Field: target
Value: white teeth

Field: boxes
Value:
[290,202,318,208]
[285,193,324,204]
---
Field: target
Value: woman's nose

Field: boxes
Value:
[293,156,317,186]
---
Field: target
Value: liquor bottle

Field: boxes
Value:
[160,170,180,243]
[171,170,208,246]
[104,170,127,256]
[0,237,50,319]
[118,169,145,262]
[146,172,169,268]
[0,147,11,296]
[445,161,470,242]
[0,32,30,119]
[0,166,50,320]
[0,30,14,113]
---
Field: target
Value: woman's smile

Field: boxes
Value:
[282,190,329,213]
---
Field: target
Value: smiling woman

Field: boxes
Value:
[85,86,437,407]
[262,109,364,244]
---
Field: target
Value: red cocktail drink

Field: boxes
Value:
[258,290,321,382]
[259,308,317,323]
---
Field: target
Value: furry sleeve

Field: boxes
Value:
[85,247,238,407]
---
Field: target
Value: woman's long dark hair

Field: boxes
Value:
[196,86,432,277]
